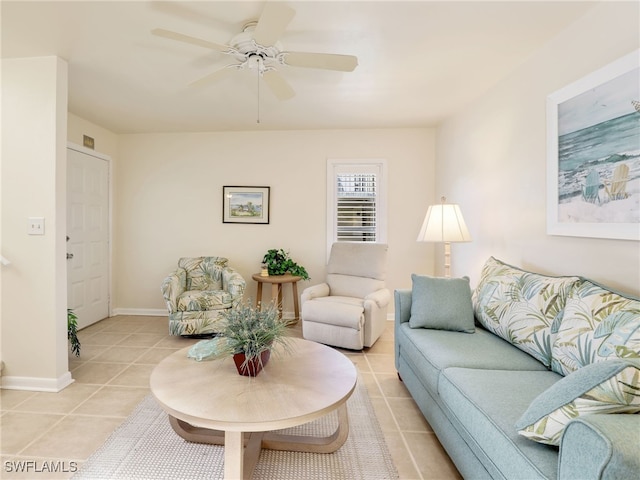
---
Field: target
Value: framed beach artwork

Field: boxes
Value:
[547,49,640,241]
[223,186,270,224]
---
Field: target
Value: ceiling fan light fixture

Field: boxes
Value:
[152,2,358,104]
[246,54,264,72]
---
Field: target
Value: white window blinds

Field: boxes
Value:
[336,173,377,242]
[327,159,387,250]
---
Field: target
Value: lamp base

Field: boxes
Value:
[444,242,451,278]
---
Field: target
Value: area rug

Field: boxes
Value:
[73,377,398,479]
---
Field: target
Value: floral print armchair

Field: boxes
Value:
[161,256,245,336]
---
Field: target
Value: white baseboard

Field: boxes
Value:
[1,371,74,392]
[111,308,167,317]
[111,309,396,321]
[111,308,298,319]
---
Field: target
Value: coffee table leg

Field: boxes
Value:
[169,417,265,480]
[168,403,349,477]
[170,403,349,456]
[262,403,350,453]
[225,431,243,480]
[243,432,264,479]
[169,416,225,444]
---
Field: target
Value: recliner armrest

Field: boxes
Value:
[161,268,187,313]
[559,414,640,480]
[365,288,391,308]
[301,283,330,304]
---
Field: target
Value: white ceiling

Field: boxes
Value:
[1,1,597,134]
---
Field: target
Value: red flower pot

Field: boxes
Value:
[233,349,271,377]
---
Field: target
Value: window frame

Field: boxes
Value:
[326,158,388,257]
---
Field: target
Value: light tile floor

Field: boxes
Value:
[1,316,461,480]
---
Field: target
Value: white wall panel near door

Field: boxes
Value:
[67,144,110,329]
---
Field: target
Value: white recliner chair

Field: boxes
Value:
[301,243,390,350]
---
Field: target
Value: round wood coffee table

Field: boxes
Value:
[150,337,357,480]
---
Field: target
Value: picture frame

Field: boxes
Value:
[546,49,639,241]
[223,186,270,224]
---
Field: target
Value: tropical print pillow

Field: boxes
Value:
[516,359,640,446]
[552,279,640,376]
[473,257,580,368]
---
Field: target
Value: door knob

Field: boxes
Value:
[67,253,74,260]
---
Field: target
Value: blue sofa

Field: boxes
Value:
[394,257,640,479]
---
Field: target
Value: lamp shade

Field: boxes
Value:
[417,200,471,243]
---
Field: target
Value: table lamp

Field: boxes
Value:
[417,196,471,277]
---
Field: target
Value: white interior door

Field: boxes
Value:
[67,146,110,329]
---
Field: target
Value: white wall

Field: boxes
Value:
[68,112,119,159]
[115,129,435,314]
[1,57,71,391]
[436,2,640,296]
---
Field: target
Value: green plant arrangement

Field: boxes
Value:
[219,301,291,376]
[262,248,310,280]
[67,308,81,357]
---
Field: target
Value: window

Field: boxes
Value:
[336,173,377,242]
[327,159,387,249]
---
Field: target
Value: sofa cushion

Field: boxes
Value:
[472,256,580,368]
[397,323,548,395]
[409,274,475,333]
[552,278,640,376]
[439,367,562,480]
[516,359,640,446]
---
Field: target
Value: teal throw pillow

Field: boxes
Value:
[409,274,475,333]
[515,359,640,446]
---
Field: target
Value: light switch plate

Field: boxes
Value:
[27,217,45,235]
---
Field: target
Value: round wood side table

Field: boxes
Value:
[251,273,302,324]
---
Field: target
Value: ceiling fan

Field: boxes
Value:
[152,2,358,101]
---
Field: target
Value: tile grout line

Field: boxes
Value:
[363,351,425,480]
[12,332,155,459]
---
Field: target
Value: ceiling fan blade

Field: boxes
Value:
[151,28,231,53]
[189,66,238,88]
[284,52,358,72]
[262,70,295,101]
[253,3,295,46]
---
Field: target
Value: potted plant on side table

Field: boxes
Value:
[219,301,292,377]
[262,249,310,280]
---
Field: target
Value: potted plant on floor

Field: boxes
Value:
[262,248,310,280]
[68,308,81,356]
[219,301,291,377]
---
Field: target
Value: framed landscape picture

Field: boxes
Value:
[546,49,640,241]
[223,186,270,224]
